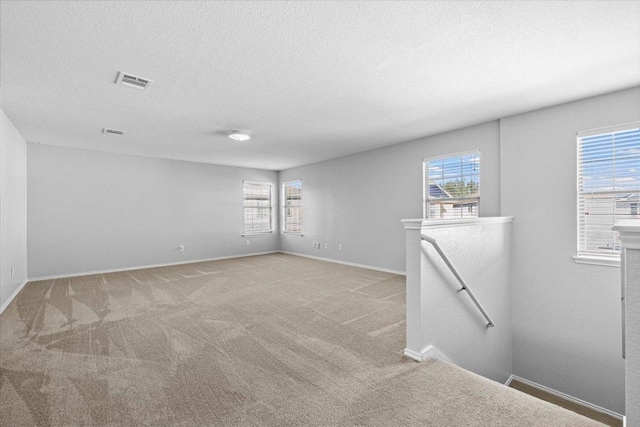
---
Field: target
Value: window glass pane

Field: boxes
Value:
[578,126,640,257]
[243,182,272,233]
[283,180,302,233]
[424,151,480,219]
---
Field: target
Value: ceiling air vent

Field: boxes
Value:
[103,128,125,136]
[115,71,152,91]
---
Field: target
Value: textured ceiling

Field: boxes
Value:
[1,1,639,170]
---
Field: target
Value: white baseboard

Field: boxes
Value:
[505,375,624,423]
[27,251,280,281]
[403,348,426,362]
[0,279,28,315]
[279,251,405,276]
[404,345,454,363]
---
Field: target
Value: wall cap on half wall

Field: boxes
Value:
[613,220,640,250]
[422,216,513,229]
[401,219,423,230]
[403,217,513,231]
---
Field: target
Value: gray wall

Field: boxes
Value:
[27,144,279,278]
[278,121,501,272]
[420,220,513,383]
[501,87,640,414]
[0,108,28,310]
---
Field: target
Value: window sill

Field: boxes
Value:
[573,255,620,268]
[242,232,273,238]
[282,232,304,237]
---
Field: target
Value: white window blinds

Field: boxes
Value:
[243,181,272,234]
[578,125,640,258]
[424,151,480,219]
[282,180,302,233]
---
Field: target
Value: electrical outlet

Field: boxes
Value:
[324,243,328,249]
[246,240,251,246]
[339,244,343,251]
[11,267,15,278]
[178,245,184,252]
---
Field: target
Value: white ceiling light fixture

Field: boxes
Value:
[102,128,125,136]
[229,131,251,141]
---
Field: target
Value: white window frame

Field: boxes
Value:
[574,122,640,267]
[242,180,273,236]
[281,179,303,236]
[423,150,481,219]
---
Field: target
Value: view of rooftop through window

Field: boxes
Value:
[283,180,302,233]
[424,151,480,219]
[578,126,640,257]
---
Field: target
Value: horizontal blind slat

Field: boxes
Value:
[425,151,480,219]
[283,180,302,233]
[578,127,640,256]
[244,182,272,233]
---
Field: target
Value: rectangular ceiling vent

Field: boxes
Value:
[103,128,125,136]
[115,71,152,91]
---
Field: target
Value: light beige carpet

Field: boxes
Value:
[1,253,604,426]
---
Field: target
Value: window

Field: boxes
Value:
[424,151,480,219]
[282,180,302,234]
[243,181,272,234]
[577,124,640,261]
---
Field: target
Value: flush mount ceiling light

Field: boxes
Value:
[229,131,251,141]
[102,128,125,136]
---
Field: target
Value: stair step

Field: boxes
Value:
[508,379,622,427]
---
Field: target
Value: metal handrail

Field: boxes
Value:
[421,233,496,328]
